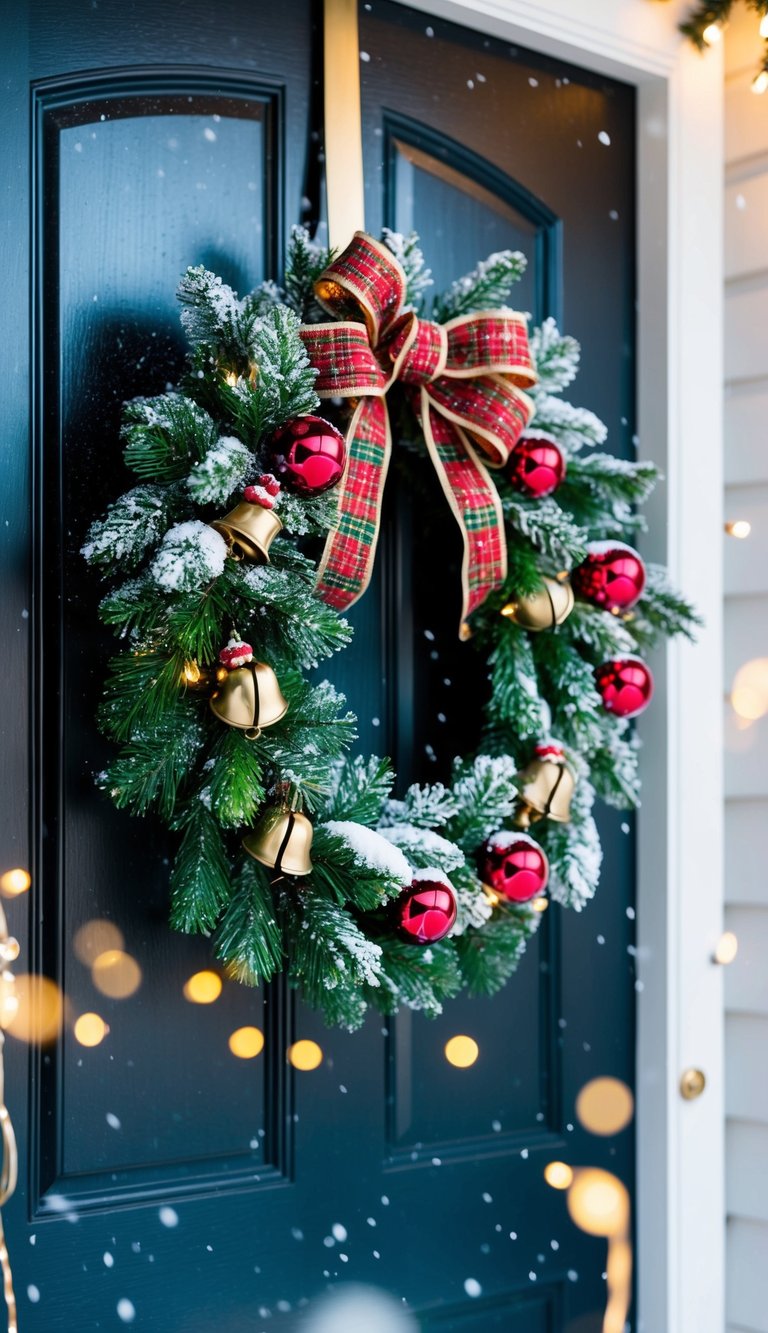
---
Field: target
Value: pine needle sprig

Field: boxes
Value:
[214,858,283,982]
[324,755,396,826]
[169,802,233,934]
[631,563,702,646]
[283,225,335,323]
[455,905,539,996]
[432,250,527,322]
[122,396,218,482]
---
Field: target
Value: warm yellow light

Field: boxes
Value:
[725,519,752,538]
[544,1160,574,1191]
[752,69,768,94]
[91,950,142,999]
[182,970,222,1004]
[182,660,201,685]
[74,1012,109,1047]
[702,21,723,44]
[5,974,64,1044]
[567,1168,629,1238]
[73,919,125,966]
[731,659,768,720]
[0,972,18,1029]
[576,1077,634,1136]
[228,1026,264,1059]
[713,930,739,965]
[760,15,768,38]
[224,371,238,388]
[444,1035,480,1068]
[0,868,30,898]
[531,896,549,913]
[288,1039,323,1071]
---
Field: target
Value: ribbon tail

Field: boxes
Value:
[420,390,508,635]
[315,397,392,611]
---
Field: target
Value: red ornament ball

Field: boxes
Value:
[267,415,346,496]
[507,431,566,499]
[478,831,549,903]
[571,541,646,613]
[595,655,654,718]
[396,876,457,945]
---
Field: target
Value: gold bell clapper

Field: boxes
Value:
[211,496,282,563]
[243,802,314,878]
[209,638,288,740]
[501,576,574,631]
[514,742,575,827]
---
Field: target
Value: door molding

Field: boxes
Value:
[393,3,725,1330]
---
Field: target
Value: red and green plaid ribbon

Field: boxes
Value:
[299,232,537,634]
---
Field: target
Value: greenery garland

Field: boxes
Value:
[82,226,698,1031]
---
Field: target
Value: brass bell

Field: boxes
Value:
[243,805,314,877]
[211,501,283,562]
[501,576,574,631]
[209,661,288,740]
[515,744,575,826]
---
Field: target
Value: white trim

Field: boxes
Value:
[392,3,726,1329]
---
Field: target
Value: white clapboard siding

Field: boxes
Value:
[727,1218,768,1332]
[724,6,768,1321]
[725,799,768,904]
[727,1121,768,1223]
[724,489,768,594]
[725,69,768,165]
[724,712,768,800]
[725,385,768,485]
[725,278,768,383]
[724,907,768,1014]
[723,594,768,678]
[725,1014,768,1121]
[725,176,768,280]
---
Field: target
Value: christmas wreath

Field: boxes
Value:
[82,226,698,1031]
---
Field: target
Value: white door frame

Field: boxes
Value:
[392,2,726,1329]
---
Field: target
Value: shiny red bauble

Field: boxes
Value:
[595,656,654,718]
[478,831,549,903]
[396,876,457,945]
[266,415,346,495]
[571,541,646,613]
[506,431,566,499]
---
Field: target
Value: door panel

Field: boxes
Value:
[2,3,635,1329]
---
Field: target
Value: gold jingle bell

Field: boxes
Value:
[210,658,288,740]
[243,804,314,877]
[501,576,574,631]
[515,743,575,827]
[211,500,282,563]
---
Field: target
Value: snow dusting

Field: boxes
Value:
[323,821,410,884]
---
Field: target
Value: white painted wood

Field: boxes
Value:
[726,799,768,903]
[398,5,725,1330]
[726,71,768,164]
[725,385,768,485]
[727,1218,768,1331]
[724,488,768,595]
[394,0,692,78]
[726,1014,768,1120]
[723,595,768,681]
[725,280,768,382]
[727,1120,768,1222]
[725,175,768,280]
[724,906,768,1014]
[725,714,768,801]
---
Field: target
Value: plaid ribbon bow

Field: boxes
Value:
[299,232,537,633]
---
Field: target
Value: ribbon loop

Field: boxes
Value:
[300,232,538,631]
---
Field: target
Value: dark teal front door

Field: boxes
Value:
[1,3,635,1329]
